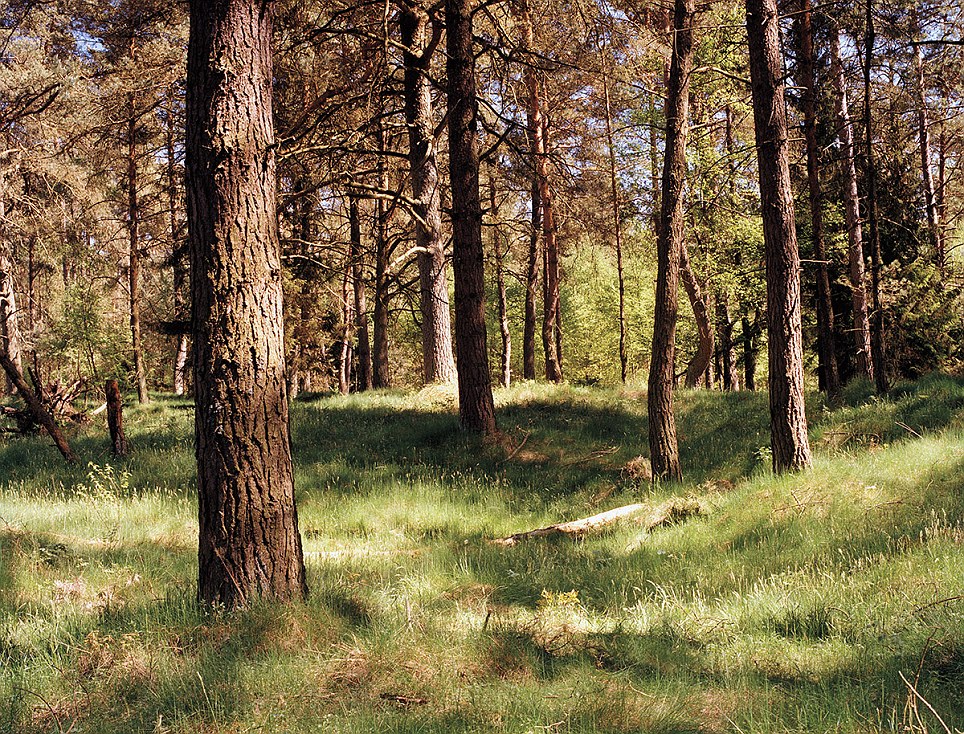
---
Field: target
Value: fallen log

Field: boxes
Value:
[0,354,76,463]
[492,503,647,546]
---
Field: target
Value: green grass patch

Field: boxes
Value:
[0,376,963,732]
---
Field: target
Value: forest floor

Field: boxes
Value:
[1,375,964,733]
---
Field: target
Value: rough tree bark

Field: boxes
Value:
[746,0,813,471]
[400,2,457,384]
[647,0,694,482]
[829,26,874,383]
[796,0,840,397]
[349,196,373,391]
[446,0,497,434]
[0,216,22,397]
[186,0,307,607]
[523,178,540,380]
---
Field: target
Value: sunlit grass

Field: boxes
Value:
[0,374,963,732]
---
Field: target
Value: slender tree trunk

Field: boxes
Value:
[106,379,128,457]
[746,0,813,471]
[540,114,563,382]
[647,0,694,482]
[523,178,540,380]
[372,124,391,389]
[913,38,941,267]
[863,0,888,394]
[400,3,457,384]
[1,354,75,463]
[339,244,353,395]
[603,72,628,383]
[743,312,758,391]
[186,0,306,607]
[829,27,874,383]
[0,200,22,396]
[127,92,149,404]
[796,0,840,397]
[490,174,511,387]
[680,243,713,388]
[716,295,738,391]
[349,197,373,391]
[166,86,190,397]
[446,0,497,434]
[936,124,947,272]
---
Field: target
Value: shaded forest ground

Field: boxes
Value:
[1,375,964,733]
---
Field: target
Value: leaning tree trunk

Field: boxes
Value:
[647,0,694,483]
[186,0,307,608]
[680,242,714,388]
[746,0,813,472]
[127,91,149,405]
[349,197,373,391]
[400,2,457,385]
[796,0,840,397]
[446,0,497,434]
[829,26,874,383]
[863,0,888,394]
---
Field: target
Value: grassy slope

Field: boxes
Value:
[0,375,963,733]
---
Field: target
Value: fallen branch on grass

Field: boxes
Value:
[491,503,648,546]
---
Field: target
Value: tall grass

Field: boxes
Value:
[0,375,962,732]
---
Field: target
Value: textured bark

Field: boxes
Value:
[106,379,128,457]
[863,0,888,394]
[349,197,373,391]
[539,114,563,383]
[647,0,693,483]
[746,0,813,471]
[400,3,457,384]
[796,0,840,397]
[446,0,497,434]
[0,354,75,463]
[680,243,713,388]
[829,27,874,383]
[523,178,540,380]
[603,73,628,383]
[127,92,149,405]
[186,0,306,607]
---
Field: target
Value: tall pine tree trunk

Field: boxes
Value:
[647,0,694,482]
[796,0,840,397]
[913,36,941,268]
[372,124,392,388]
[830,26,874,383]
[446,0,497,434]
[490,173,511,387]
[127,91,149,404]
[603,72,628,383]
[746,0,813,471]
[166,86,190,397]
[400,3,457,384]
[680,242,713,388]
[186,0,306,607]
[349,196,373,391]
[523,178,540,380]
[0,204,21,397]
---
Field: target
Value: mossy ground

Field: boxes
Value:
[1,374,963,733]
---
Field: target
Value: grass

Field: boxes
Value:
[0,373,963,732]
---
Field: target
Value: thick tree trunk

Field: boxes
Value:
[680,243,713,388]
[446,0,497,434]
[647,0,693,482]
[603,73,628,383]
[349,197,373,391]
[746,0,813,472]
[186,0,306,607]
[127,93,149,404]
[863,0,888,394]
[796,0,840,397]
[400,3,457,385]
[829,27,874,383]
[106,379,128,457]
